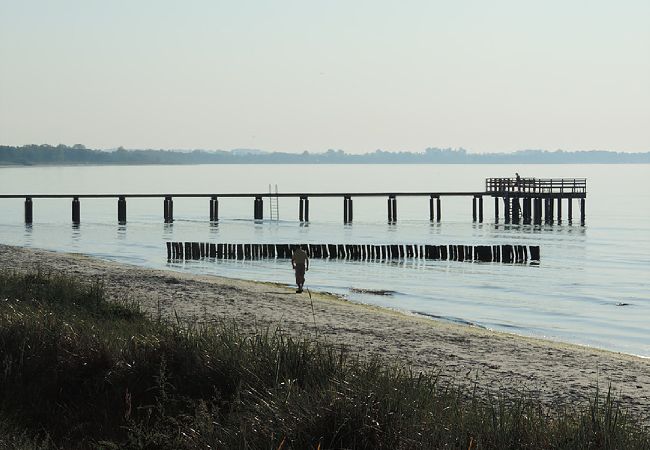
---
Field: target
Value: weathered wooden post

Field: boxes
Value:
[512,198,520,223]
[24,197,33,224]
[254,196,263,220]
[535,197,543,225]
[343,196,353,223]
[544,198,551,223]
[304,196,309,222]
[429,195,435,222]
[568,198,573,222]
[580,199,585,225]
[494,197,499,222]
[522,197,532,224]
[72,197,80,224]
[299,196,309,222]
[164,196,174,223]
[478,196,483,223]
[436,197,441,222]
[504,197,511,224]
[210,196,219,222]
[387,195,397,223]
[118,196,127,223]
[557,197,562,223]
[472,197,477,222]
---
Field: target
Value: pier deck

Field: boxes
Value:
[2,177,586,225]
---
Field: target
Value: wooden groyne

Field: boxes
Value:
[166,242,540,264]
[3,177,586,226]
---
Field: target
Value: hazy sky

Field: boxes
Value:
[1,1,648,153]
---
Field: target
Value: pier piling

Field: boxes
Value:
[164,196,174,223]
[118,196,127,223]
[478,196,483,223]
[72,197,80,224]
[299,196,309,222]
[24,197,33,224]
[388,195,397,223]
[343,196,353,223]
[210,196,219,222]
[254,196,263,220]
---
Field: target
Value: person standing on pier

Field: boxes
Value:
[291,245,309,293]
[515,172,522,191]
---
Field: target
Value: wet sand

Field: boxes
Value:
[1,243,648,424]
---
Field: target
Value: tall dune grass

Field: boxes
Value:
[0,270,648,449]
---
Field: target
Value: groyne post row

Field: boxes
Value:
[486,178,586,225]
[166,242,540,265]
[12,178,584,225]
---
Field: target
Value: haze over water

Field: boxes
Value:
[0,163,648,357]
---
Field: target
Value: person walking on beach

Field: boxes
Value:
[291,245,309,293]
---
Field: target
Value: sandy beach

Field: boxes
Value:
[1,243,648,424]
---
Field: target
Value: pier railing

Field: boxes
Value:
[485,178,586,195]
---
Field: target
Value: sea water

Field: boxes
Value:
[0,164,648,357]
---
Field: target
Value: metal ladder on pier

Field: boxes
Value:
[269,184,280,221]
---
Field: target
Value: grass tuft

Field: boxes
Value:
[0,270,648,449]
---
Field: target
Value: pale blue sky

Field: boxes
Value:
[1,0,648,153]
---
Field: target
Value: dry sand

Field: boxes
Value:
[1,244,648,423]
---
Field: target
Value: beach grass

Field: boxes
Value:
[0,270,648,449]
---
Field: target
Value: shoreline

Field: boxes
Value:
[1,243,649,423]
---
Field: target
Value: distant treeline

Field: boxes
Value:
[1,144,649,165]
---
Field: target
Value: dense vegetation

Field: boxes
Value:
[0,271,648,449]
[1,144,649,165]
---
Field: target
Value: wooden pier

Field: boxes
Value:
[2,177,586,225]
[485,178,586,225]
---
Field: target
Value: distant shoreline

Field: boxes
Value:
[2,145,649,166]
[2,161,650,168]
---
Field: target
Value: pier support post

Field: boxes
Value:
[580,198,585,225]
[436,197,441,222]
[478,196,483,223]
[343,196,353,223]
[299,196,309,222]
[164,196,174,223]
[254,196,263,220]
[118,196,127,223]
[388,195,397,223]
[504,197,511,224]
[544,198,551,223]
[535,198,542,224]
[72,197,80,224]
[568,198,573,222]
[429,195,435,222]
[557,197,562,223]
[210,196,219,222]
[25,197,33,224]
[512,197,520,223]
[494,197,499,222]
[522,197,531,224]
[472,197,477,222]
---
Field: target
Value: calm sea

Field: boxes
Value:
[0,164,648,357]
